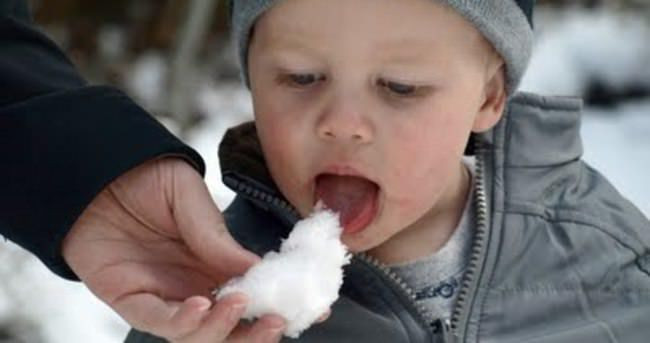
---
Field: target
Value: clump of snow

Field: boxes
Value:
[216,209,350,338]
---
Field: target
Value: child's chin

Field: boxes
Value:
[340,227,382,252]
[339,239,367,254]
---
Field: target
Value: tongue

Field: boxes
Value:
[315,174,378,233]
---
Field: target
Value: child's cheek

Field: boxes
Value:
[258,120,312,216]
[386,138,455,212]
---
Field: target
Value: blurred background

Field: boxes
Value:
[1,0,649,342]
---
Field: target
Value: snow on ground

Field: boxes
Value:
[125,52,168,111]
[520,7,650,96]
[520,6,650,217]
[0,6,648,343]
[0,242,129,343]
[187,82,253,208]
[581,100,650,217]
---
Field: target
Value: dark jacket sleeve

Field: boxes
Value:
[0,0,205,280]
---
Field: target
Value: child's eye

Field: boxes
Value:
[381,80,415,95]
[377,78,430,98]
[279,73,325,88]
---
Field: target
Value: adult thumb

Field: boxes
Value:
[171,163,260,280]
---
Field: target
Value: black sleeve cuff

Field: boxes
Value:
[0,85,205,280]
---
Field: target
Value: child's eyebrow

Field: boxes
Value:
[260,37,443,65]
[255,28,327,56]
[265,44,324,60]
[256,46,328,68]
[374,42,450,66]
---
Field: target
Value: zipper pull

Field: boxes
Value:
[440,319,456,343]
[432,319,455,342]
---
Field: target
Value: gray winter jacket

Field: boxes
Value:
[126,92,650,343]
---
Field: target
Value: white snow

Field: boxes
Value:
[519,7,650,218]
[125,52,168,110]
[186,82,254,208]
[581,100,650,217]
[216,209,351,338]
[0,242,129,343]
[520,8,650,96]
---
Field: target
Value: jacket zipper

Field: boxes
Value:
[226,177,436,337]
[353,252,435,334]
[448,140,490,341]
[224,138,489,342]
[350,139,490,342]
[227,178,301,220]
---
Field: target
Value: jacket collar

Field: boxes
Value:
[487,92,584,168]
[219,121,278,195]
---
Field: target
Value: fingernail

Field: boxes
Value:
[267,318,286,337]
[268,326,286,339]
[228,301,247,322]
[197,300,211,312]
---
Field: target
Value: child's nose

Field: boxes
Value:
[315,99,374,144]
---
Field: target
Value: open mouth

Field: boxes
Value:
[314,173,379,234]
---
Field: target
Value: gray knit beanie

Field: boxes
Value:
[230,0,535,95]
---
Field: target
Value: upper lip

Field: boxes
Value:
[312,164,381,208]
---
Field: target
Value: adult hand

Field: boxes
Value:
[62,158,287,342]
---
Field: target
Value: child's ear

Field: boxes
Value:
[472,65,506,133]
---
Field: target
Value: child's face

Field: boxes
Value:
[247,0,505,255]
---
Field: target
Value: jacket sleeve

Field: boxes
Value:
[0,0,205,280]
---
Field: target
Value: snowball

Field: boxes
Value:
[215,209,350,338]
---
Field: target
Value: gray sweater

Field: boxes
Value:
[389,157,476,325]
